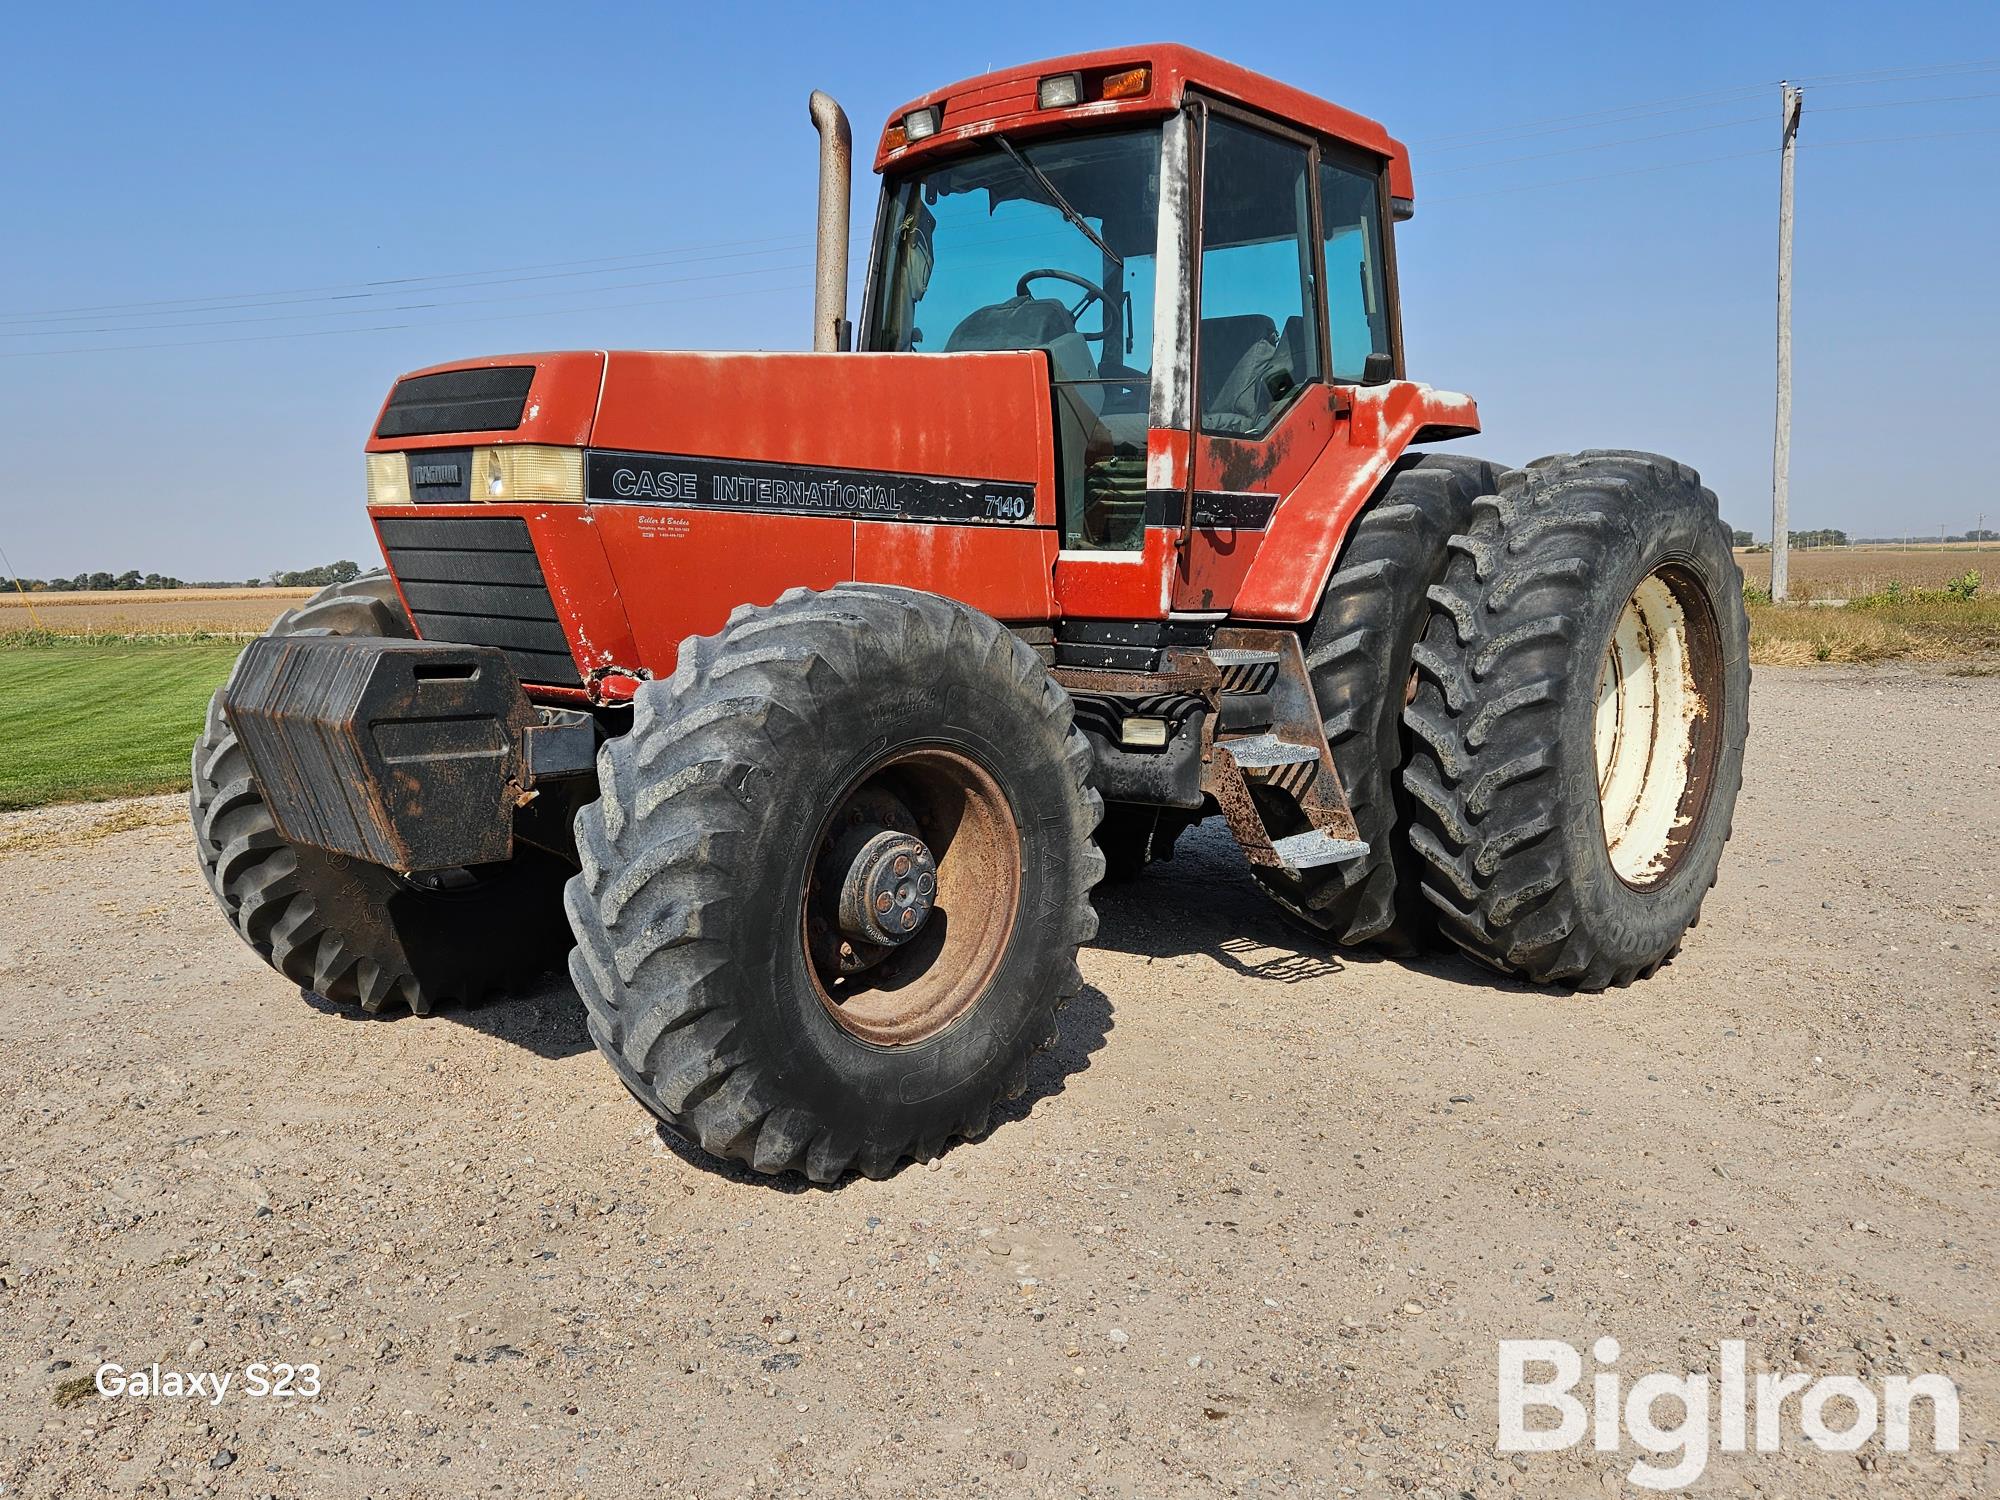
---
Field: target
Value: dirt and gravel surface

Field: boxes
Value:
[2,665,1994,1498]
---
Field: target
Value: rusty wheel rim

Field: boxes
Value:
[802,746,1021,1046]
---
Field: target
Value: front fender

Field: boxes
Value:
[1230,382,1479,622]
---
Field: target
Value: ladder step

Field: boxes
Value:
[1224,733,1320,770]
[1207,649,1280,669]
[1206,648,1281,698]
[1269,829,1369,870]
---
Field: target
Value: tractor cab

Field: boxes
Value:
[853,46,1442,620]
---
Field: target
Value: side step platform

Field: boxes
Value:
[1208,648,1280,731]
[1270,828,1370,870]
[1202,628,1368,877]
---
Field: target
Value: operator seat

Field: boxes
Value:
[947,295,1105,540]
[945,294,1101,397]
[1201,314,1311,436]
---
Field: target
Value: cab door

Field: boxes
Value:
[1174,107,1330,613]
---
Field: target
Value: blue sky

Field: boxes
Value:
[3,0,1996,577]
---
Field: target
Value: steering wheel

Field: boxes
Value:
[1016,268,1111,339]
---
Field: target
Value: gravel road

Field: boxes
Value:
[2,665,1994,1498]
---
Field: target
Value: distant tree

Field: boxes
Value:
[1732,529,1754,546]
[269,559,363,588]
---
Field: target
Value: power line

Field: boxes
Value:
[1411,82,1771,149]
[1428,89,1996,179]
[1792,59,2000,87]
[0,232,814,324]
[1427,147,1777,204]
[1803,123,2000,148]
[1413,59,1999,154]
[1426,124,1999,204]
[0,275,815,360]
[1426,113,1767,175]
[1811,89,2000,113]
[1,253,816,341]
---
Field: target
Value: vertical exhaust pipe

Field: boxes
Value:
[809,90,852,352]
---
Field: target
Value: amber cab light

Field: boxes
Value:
[1100,66,1151,100]
[883,122,908,152]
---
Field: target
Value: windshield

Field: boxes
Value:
[864,124,1163,550]
[865,125,1161,369]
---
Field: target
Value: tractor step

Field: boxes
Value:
[1207,648,1281,671]
[1222,733,1320,771]
[1208,648,1280,725]
[1269,828,1369,870]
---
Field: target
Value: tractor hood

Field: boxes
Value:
[366,350,1058,514]
[364,351,1065,694]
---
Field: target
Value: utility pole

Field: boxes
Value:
[1770,82,1802,600]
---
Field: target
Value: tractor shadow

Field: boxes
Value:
[299,976,594,1060]
[631,979,1117,1194]
[1086,819,1498,991]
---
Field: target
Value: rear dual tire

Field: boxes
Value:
[1401,451,1750,988]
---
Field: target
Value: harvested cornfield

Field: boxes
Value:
[0,587,312,637]
[1735,543,1998,600]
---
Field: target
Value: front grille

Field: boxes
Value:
[376,366,534,439]
[376,515,580,685]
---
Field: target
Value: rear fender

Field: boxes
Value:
[1230,382,1479,622]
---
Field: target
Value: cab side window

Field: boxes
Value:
[1318,158,1393,382]
[1197,116,1319,436]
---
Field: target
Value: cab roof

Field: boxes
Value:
[874,43,1413,203]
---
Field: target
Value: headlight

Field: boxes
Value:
[472,444,585,502]
[367,445,585,505]
[1037,73,1082,110]
[366,452,410,505]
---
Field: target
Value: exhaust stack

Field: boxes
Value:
[809,90,852,353]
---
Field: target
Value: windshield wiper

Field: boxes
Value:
[997,137,1122,270]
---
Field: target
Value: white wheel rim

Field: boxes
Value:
[1594,571,1704,886]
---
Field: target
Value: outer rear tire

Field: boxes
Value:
[565,584,1103,1182]
[1253,453,1513,947]
[1401,451,1750,989]
[188,572,574,1014]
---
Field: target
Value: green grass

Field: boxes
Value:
[0,638,242,810]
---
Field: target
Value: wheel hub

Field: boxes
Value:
[801,747,1022,1048]
[832,826,937,945]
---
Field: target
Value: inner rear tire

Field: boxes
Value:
[565,584,1103,1182]
[189,572,574,1014]
[1253,453,1513,947]
[1401,451,1750,989]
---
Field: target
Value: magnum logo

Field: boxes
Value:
[585,450,1035,526]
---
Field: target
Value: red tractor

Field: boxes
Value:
[192,46,1749,1181]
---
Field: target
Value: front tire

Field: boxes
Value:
[188,573,575,1014]
[565,585,1103,1182]
[1401,451,1749,989]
